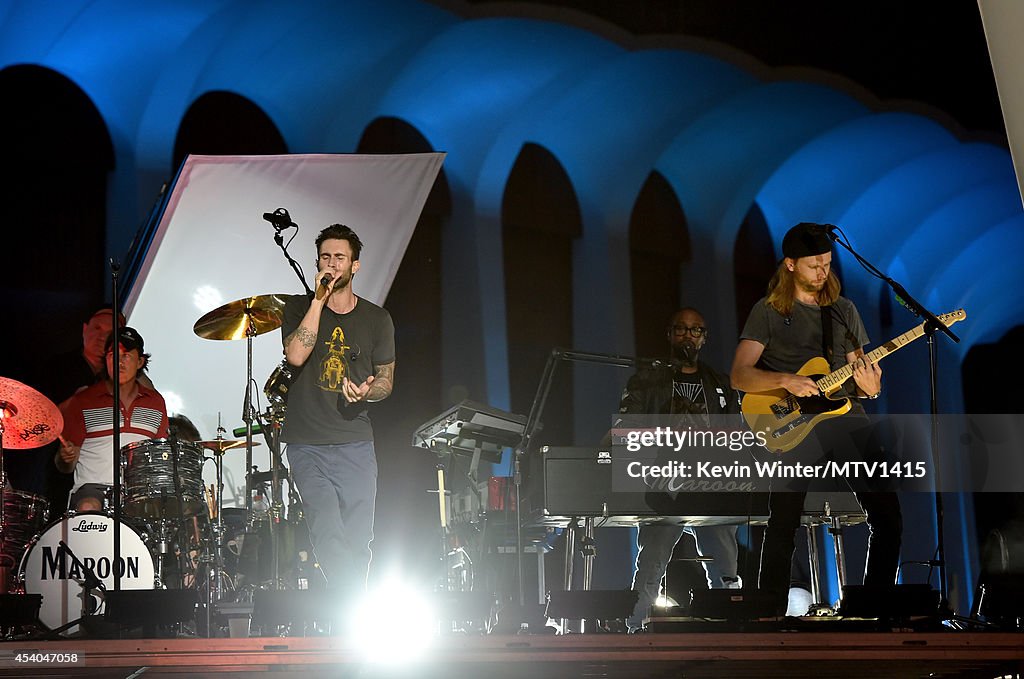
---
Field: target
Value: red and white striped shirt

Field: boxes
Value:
[61,380,168,493]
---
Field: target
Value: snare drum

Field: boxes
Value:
[121,438,205,519]
[20,512,155,632]
[1,490,49,591]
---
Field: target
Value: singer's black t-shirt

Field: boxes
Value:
[280,294,395,445]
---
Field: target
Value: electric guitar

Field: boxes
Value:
[741,309,966,453]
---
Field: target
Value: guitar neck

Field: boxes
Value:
[814,311,963,393]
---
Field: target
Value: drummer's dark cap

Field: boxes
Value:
[104,326,145,354]
[782,222,833,259]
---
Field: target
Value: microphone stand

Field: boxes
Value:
[110,259,123,595]
[263,209,313,296]
[41,541,107,639]
[258,209,307,590]
[827,228,959,613]
[511,348,656,631]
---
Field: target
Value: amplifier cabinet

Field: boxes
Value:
[530,446,770,527]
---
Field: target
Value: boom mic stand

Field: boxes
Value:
[264,207,313,296]
[110,259,123,596]
[827,226,959,614]
[511,349,653,630]
[41,541,107,639]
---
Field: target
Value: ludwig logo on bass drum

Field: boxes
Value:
[71,519,108,533]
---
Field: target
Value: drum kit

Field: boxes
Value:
[0,293,307,637]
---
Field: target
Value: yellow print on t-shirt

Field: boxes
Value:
[318,326,350,391]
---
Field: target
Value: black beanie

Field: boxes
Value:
[782,222,833,259]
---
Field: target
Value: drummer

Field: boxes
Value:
[55,327,168,512]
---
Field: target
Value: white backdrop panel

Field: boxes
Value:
[125,153,445,507]
[979,0,1024,206]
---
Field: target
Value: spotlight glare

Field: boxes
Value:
[347,580,436,665]
[654,595,679,608]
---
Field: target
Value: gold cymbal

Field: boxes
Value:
[193,294,288,341]
[193,440,262,450]
[0,377,63,450]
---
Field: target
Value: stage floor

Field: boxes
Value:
[1,630,1022,678]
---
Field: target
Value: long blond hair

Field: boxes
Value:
[765,260,841,316]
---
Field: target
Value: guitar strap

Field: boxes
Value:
[820,305,834,366]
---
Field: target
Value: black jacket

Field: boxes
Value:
[618,360,740,418]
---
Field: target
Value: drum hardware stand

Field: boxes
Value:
[241,317,258,524]
[150,519,183,590]
[0,404,9,545]
[259,409,287,591]
[157,435,189,590]
[192,295,287,627]
[0,407,10,600]
[205,427,233,636]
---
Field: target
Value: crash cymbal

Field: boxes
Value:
[193,294,288,341]
[195,438,262,452]
[0,377,63,450]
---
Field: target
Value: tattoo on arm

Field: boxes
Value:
[286,326,318,349]
[366,361,395,402]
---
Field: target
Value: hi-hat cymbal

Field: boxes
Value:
[0,377,63,450]
[195,438,262,452]
[193,294,288,341]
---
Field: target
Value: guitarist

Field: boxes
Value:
[730,222,902,615]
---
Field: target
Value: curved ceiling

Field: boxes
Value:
[1,0,1020,375]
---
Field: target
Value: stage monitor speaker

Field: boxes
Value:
[0,594,41,626]
[105,590,199,628]
[433,590,494,624]
[838,584,939,619]
[252,589,342,627]
[689,589,779,619]
[545,590,638,621]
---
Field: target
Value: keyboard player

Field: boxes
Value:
[619,307,743,632]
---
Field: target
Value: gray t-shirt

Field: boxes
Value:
[740,296,868,400]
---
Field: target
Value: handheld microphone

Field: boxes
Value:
[262,208,297,230]
[315,271,334,301]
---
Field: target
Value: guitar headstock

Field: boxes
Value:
[938,309,967,326]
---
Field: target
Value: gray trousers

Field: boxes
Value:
[286,441,377,595]
[627,523,740,630]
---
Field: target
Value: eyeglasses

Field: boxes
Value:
[670,325,706,338]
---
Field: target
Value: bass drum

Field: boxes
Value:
[20,512,155,633]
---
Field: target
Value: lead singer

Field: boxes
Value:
[281,224,395,600]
